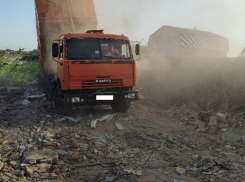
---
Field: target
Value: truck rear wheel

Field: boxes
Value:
[111,101,131,112]
[46,81,54,101]
[54,87,72,115]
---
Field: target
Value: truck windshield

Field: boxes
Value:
[66,38,132,60]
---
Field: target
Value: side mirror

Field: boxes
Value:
[52,43,58,58]
[135,44,140,55]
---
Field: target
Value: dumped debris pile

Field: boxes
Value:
[196,110,245,135]
[0,122,152,181]
[1,86,245,181]
[0,115,139,180]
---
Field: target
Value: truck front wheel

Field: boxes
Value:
[111,101,131,112]
[54,87,72,115]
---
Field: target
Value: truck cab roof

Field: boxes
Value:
[60,30,129,41]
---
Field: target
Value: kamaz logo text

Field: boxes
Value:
[95,79,112,83]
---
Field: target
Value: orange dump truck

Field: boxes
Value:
[35,0,140,114]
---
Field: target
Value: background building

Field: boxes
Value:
[148,26,229,57]
[240,48,245,57]
[0,50,6,54]
[30,49,39,55]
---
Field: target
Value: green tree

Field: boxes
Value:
[18,47,25,54]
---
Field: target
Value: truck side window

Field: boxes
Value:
[121,43,130,58]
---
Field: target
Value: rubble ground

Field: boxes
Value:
[1,89,245,182]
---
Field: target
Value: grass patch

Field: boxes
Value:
[20,54,39,61]
[0,54,40,87]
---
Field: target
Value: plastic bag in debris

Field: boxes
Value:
[98,114,117,122]
[30,80,37,85]
[27,94,45,99]
[22,100,31,106]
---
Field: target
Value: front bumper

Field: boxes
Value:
[65,90,139,105]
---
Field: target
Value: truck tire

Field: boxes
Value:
[54,87,72,115]
[111,101,131,112]
[37,74,45,93]
[46,81,55,101]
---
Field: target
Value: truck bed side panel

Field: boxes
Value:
[35,0,97,76]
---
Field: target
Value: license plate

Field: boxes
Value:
[96,95,114,101]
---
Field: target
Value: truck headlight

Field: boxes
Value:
[72,97,80,103]
[125,93,136,99]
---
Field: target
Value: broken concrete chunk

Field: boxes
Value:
[21,163,30,167]
[91,120,97,129]
[196,120,206,132]
[32,172,40,178]
[36,163,50,170]
[42,131,55,139]
[49,173,58,178]
[25,166,33,176]
[40,173,49,179]
[176,166,186,175]
[24,148,58,161]
[72,139,79,148]
[9,161,17,167]
[74,134,80,139]
[65,116,81,123]
[221,132,241,144]
[28,159,37,165]
[98,114,117,122]
[231,116,244,128]
[13,170,24,177]
[206,116,218,134]
[115,122,124,130]
[28,138,33,143]
[225,145,233,150]
[225,153,244,163]
[216,112,226,120]
[37,126,42,133]
[2,140,9,145]
[0,161,4,171]
[192,155,199,160]
[1,175,10,181]
[124,168,142,176]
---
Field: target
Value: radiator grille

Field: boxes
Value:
[82,79,123,89]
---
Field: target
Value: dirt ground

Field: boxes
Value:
[1,86,245,182]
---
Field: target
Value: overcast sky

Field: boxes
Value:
[0,0,244,56]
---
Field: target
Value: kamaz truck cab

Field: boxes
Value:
[51,30,140,114]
